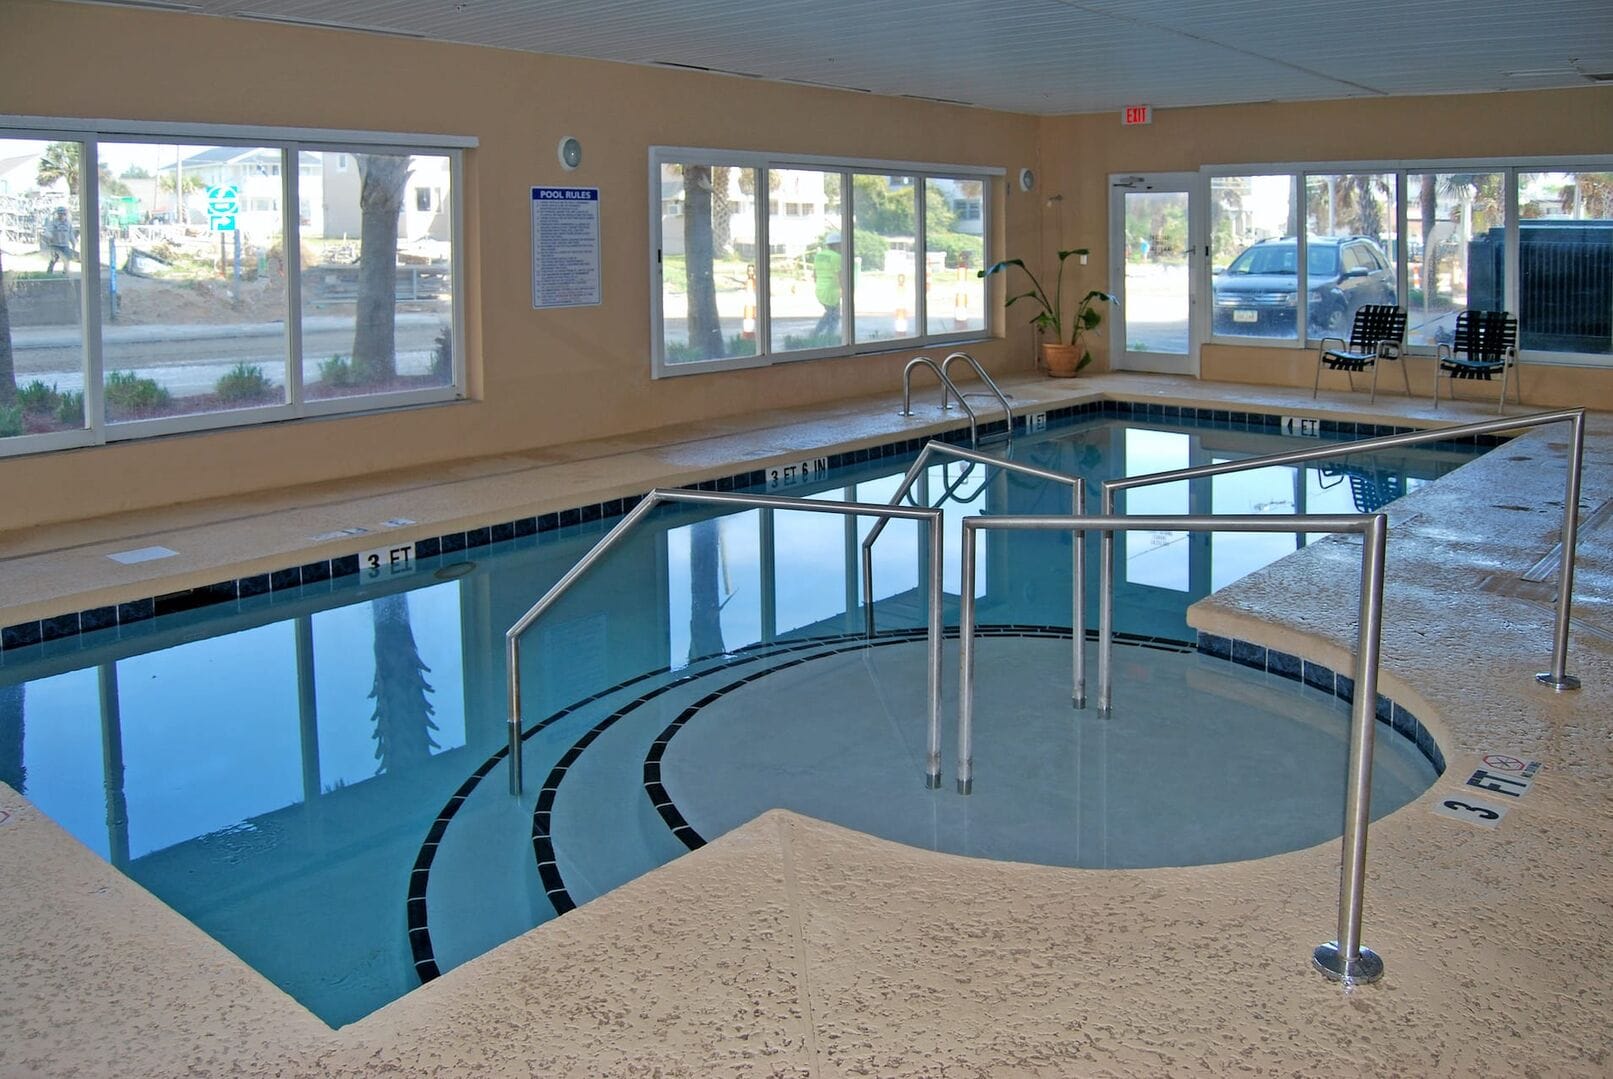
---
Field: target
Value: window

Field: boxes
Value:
[1208,158,1611,363]
[1209,175,1298,341]
[0,120,470,456]
[651,148,997,376]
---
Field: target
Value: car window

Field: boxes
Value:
[1341,245,1367,273]
[1229,244,1296,275]
[1307,245,1338,276]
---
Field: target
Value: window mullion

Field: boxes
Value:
[755,166,771,356]
[82,137,106,443]
[839,171,852,351]
[915,176,928,342]
[284,144,304,412]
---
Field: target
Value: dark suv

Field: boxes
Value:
[1212,235,1396,337]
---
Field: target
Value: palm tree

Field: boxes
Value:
[36,142,80,196]
[682,166,725,358]
[352,154,412,383]
[368,593,439,774]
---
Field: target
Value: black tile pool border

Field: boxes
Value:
[1195,630,1446,775]
[1,399,1504,655]
[405,623,1442,988]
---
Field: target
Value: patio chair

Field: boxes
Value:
[1312,304,1408,403]
[1434,309,1519,413]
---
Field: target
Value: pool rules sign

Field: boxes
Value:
[532,187,601,308]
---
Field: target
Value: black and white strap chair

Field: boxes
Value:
[1434,309,1519,413]
[1313,304,1408,403]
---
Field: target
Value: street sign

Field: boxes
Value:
[209,213,236,232]
[206,184,239,214]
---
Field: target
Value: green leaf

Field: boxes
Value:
[978,258,1026,278]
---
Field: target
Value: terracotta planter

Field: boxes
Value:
[1039,343,1083,378]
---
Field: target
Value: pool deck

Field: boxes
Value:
[2,372,1611,1077]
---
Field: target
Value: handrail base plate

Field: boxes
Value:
[1312,942,1384,985]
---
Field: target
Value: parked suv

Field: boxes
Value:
[1212,235,1396,337]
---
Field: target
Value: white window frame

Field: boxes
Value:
[0,115,474,459]
[1201,155,1613,366]
[649,147,1001,379]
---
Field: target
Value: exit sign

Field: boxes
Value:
[1123,105,1153,126]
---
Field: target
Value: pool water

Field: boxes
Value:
[0,414,1485,1025]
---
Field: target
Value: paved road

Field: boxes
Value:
[9,314,446,396]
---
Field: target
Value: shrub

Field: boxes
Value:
[432,325,452,381]
[319,354,356,387]
[856,231,888,272]
[665,334,758,362]
[215,362,275,403]
[0,404,22,438]
[928,231,984,271]
[780,331,842,351]
[104,370,172,413]
[16,380,61,414]
[55,390,84,426]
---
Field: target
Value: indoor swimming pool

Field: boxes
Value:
[0,409,1490,1025]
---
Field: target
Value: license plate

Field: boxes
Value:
[1232,309,1258,323]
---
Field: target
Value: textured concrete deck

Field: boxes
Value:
[2,373,1610,1077]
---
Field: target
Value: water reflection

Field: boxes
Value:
[0,418,1486,1023]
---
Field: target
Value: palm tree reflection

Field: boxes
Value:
[368,594,440,775]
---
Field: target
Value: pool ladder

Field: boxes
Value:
[901,351,1013,450]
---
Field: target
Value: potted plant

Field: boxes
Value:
[979,248,1116,377]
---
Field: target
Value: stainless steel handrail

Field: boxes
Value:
[942,351,1014,449]
[506,488,947,795]
[958,511,1390,986]
[1096,407,1587,717]
[861,440,1089,707]
[901,355,979,448]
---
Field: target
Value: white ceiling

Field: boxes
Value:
[78,0,1613,115]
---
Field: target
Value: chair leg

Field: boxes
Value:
[1399,356,1411,398]
[1312,354,1324,399]
[1369,360,1380,404]
[1497,361,1511,414]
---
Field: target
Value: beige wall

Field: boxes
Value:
[0,0,1045,529]
[2,0,1612,530]
[1039,87,1613,406]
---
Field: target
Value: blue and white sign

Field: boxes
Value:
[206,184,239,232]
[531,186,601,309]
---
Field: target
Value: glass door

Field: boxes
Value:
[1110,174,1201,375]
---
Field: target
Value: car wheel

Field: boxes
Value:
[1320,303,1347,335]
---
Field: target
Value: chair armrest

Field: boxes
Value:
[1317,336,1345,355]
[1436,343,1452,363]
[1375,340,1402,360]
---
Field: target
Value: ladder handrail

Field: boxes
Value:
[1096,407,1587,717]
[942,351,1014,450]
[859,439,1089,707]
[901,356,979,448]
[955,510,1390,986]
[506,488,947,795]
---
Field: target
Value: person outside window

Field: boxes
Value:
[812,232,843,339]
[43,207,76,274]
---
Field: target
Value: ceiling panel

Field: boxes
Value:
[72,0,1613,114]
